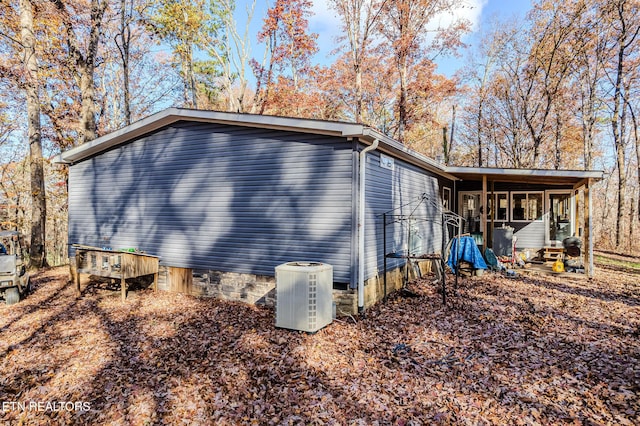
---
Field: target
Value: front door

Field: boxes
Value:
[459,191,482,235]
[546,191,574,245]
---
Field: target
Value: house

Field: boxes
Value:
[57,108,603,314]
[445,167,601,265]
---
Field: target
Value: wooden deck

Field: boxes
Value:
[74,246,160,301]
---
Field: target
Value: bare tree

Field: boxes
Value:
[378,0,467,143]
[603,0,640,248]
[461,20,513,167]
[329,0,386,123]
[252,0,318,114]
[115,0,134,125]
[568,1,607,171]
[627,99,639,250]
[19,0,47,267]
[51,0,109,144]
[517,1,583,167]
[207,0,257,113]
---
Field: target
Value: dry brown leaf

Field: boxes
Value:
[0,266,638,424]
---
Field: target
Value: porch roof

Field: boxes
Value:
[445,166,604,187]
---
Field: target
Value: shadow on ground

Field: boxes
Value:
[0,267,638,425]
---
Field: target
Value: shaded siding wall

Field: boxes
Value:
[363,151,442,281]
[68,122,355,283]
[513,222,545,249]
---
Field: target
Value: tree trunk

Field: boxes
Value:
[630,193,636,253]
[354,63,363,123]
[581,81,596,170]
[554,112,562,169]
[259,32,277,115]
[117,0,132,125]
[449,104,456,164]
[608,0,640,249]
[179,43,197,108]
[79,66,97,143]
[52,0,108,144]
[613,119,626,249]
[611,33,626,249]
[635,111,640,223]
[441,126,448,165]
[477,100,483,167]
[397,58,408,143]
[20,0,48,268]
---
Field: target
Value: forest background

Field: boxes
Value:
[0,0,638,268]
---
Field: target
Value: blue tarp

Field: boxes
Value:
[447,236,488,272]
[484,248,506,271]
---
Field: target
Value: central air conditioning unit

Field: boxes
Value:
[275,262,333,332]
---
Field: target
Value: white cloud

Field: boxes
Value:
[309,1,343,62]
[450,0,488,32]
[427,0,488,44]
[309,1,342,35]
[308,0,488,63]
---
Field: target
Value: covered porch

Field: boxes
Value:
[443,167,604,277]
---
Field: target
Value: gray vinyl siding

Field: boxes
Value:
[513,221,545,249]
[68,121,355,282]
[363,151,442,281]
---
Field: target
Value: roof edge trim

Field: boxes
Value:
[445,166,605,180]
[54,108,457,180]
[56,108,373,164]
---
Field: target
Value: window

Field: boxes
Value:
[460,192,482,234]
[486,192,509,221]
[511,192,543,221]
[442,187,451,210]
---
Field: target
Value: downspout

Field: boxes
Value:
[358,138,379,313]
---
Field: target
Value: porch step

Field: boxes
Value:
[543,246,565,261]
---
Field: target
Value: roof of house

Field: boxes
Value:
[55,107,453,179]
[56,108,604,186]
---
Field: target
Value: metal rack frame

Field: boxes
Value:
[381,194,464,304]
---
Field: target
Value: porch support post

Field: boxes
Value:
[583,179,594,277]
[490,180,495,249]
[574,189,580,238]
[75,253,82,295]
[482,174,487,253]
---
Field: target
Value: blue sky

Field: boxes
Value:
[224,0,533,84]
[303,0,533,76]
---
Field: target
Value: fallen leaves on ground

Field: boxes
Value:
[1,266,639,425]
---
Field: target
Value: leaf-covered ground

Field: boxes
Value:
[1,266,638,425]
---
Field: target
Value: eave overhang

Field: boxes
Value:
[445,166,604,186]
